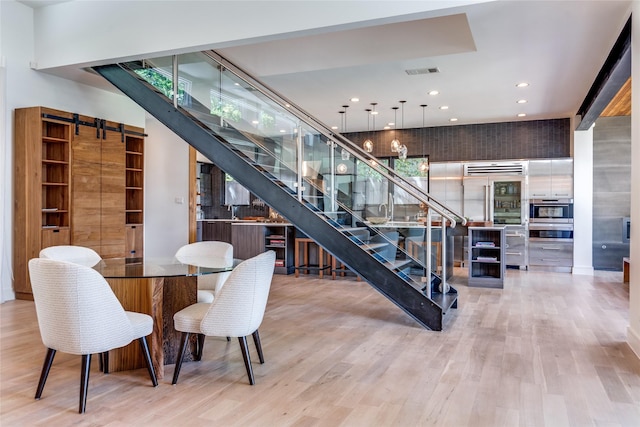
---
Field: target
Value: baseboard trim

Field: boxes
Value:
[628,326,640,360]
[572,266,594,276]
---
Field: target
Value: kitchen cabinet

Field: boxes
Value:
[428,162,463,214]
[468,226,506,288]
[528,159,573,199]
[529,240,573,272]
[232,223,294,274]
[504,225,527,269]
[201,220,233,243]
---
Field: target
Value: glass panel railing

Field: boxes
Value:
[128,51,466,293]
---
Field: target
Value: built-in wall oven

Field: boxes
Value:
[530,199,573,223]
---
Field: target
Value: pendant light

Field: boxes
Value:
[390,106,400,152]
[363,103,375,153]
[397,100,407,160]
[340,105,350,160]
[419,104,429,173]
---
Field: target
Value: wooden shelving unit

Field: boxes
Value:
[41,119,71,230]
[125,135,144,258]
[468,226,506,288]
[14,107,73,299]
[14,106,146,298]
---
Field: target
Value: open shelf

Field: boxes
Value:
[468,226,505,288]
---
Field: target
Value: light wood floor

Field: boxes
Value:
[1,268,639,426]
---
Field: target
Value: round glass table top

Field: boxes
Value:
[93,257,241,279]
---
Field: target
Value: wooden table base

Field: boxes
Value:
[105,276,197,379]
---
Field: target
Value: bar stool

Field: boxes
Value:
[294,237,332,278]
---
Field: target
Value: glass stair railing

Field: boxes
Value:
[93,50,467,331]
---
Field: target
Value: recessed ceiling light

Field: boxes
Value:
[439,106,449,110]
[428,90,439,96]
[516,82,529,88]
[279,129,286,133]
[371,111,379,115]
[331,126,338,130]
[517,113,527,117]
[517,99,527,104]
[252,120,259,124]
[449,118,458,122]
[350,97,359,102]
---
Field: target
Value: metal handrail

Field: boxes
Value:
[202,50,467,228]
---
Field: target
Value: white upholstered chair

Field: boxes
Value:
[39,245,102,267]
[172,250,276,385]
[28,258,158,413]
[175,241,233,303]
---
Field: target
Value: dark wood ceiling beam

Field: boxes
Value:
[576,16,631,130]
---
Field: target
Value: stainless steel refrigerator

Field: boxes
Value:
[463,174,528,268]
[462,176,524,224]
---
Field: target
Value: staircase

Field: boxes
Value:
[93,51,466,331]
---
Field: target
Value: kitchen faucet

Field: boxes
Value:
[378,193,394,219]
[378,203,388,218]
[228,204,238,220]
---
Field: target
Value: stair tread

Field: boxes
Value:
[360,243,387,251]
[384,259,412,269]
[339,227,368,233]
[430,291,458,312]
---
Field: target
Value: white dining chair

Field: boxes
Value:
[172,250,276,385]
[28,258,158,413]
[175,241,233,303]
[39,245,102,267]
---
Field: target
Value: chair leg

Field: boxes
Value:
[238,336,255,385]
[195,334,205,361]
[102,351,109,374]
[172,332,191,385]
[79,354,91,414]
[35,348,56,399]
[252,330,265,364]
[138,337,158,387]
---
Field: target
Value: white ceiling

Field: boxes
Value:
[22,0,631,133]
[215,1,631,132]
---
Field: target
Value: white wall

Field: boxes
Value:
[627,0,640,358]
[0,1,146,302]
[572,126,594,275]
[143,116,190,258]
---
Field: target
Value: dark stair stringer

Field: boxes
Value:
[93,62,457,331]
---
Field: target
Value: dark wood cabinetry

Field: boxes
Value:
[230,223,294,274]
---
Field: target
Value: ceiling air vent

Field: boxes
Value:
[464,162,524,176]
[405,67,440,76]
